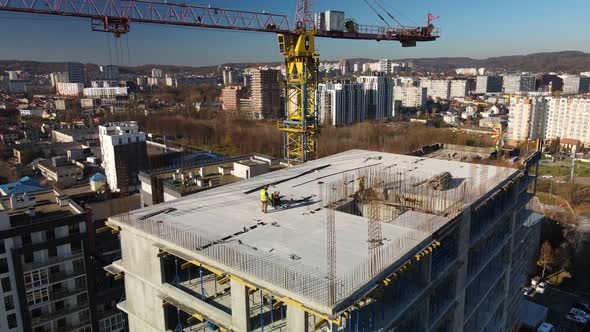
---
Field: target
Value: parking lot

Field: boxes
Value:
[528,286,590,331]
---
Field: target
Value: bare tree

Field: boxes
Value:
[537,241,555,279]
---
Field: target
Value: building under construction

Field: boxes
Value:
[106,149,542,331]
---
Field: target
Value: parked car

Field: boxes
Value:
[536,282,547,294]
[523,287,534,296]
[574,302,590,312]
[570,308,590,320]
[537,322,554,332]
[531,276,542,287]
[565,314,588,324]
[541,175,554,179]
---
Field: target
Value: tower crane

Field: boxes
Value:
[0,0,439,164]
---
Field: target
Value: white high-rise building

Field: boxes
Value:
[357,75,394,119]
[6,71,19,80]
[83,86,128,99]
[562,76,590,95]
[508,96,547,141]
[544,97,590,144]
[393,85,427,109]
[100,65,120,80]
[151,68,163,78]
[476,75,503,94]
[318,82,366,126]
[49,72,68,87]
[450,79,476,98]
[378,59,393,74]
[56,82,84,96]
[503,75,536,93]
[99,122,148,192]
[420,79,451,99]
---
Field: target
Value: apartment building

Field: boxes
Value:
[544,97,590,144]
[562,76,590,95]
[250,69,282,119]
[0,189,125,332]
[393,85,427,109]
[508,96,547,142]
[503,75,536,93]
[99,122,148,193]
[420,79,451,99]
[450,79,476,98]
[475,76,503,94]
[357,74,394,119]
[318,81,366,126]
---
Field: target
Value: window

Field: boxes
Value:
[24,252,34,263]
[24,270,48,289]
[68,223,80,235]
[26,287,49,305]
[71,241,82,253]
[75,276,86,289]
[77,293,88,306]
[57,318,66,328]
[0,240,5,254]
[52,283,62,292]
[21,233,32,246]
[4,295,14,310]
[54,300,65,310]
[79,308,90,323]
[7,313,17,328]
[49,265,60,275]
[0,259,8,274]
[45,230,55,240]
[73,259,84,272]
[48,246,57,258]
[100,313,124,332]
[1,277,11,292]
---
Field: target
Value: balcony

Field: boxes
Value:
[49,267,85,284]
[23,251,84,272]
[31,302,89,328]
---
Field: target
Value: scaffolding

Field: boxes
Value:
[112,163,510,311]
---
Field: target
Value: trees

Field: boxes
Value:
[537,241,555,279]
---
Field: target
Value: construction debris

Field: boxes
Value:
[427,172,452,191]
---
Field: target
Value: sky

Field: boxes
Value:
[0,0,589,67]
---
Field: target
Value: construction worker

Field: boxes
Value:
[271,191,281,209]
[260,186,269,213]
[357,176,365,193]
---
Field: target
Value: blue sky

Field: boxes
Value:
[0,0,589,66]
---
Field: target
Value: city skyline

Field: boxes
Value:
[1,0,589,66]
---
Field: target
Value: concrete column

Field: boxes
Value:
[453,211,472,331]
[286,304,309,332]
[230,280,251,331]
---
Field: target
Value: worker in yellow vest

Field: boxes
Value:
[260,185,269,213]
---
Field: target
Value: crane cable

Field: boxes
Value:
[380,0,420,26]
[372,0,404,28]
[361,0,390,27]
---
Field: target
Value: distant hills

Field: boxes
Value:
[1,51,590,75]
[398,51,590,73]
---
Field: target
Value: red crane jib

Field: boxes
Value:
[0,0,439,42]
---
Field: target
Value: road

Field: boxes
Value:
[528,286,590,331]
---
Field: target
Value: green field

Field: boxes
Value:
[538,164,590,177]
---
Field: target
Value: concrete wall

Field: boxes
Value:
[120,228,166,331]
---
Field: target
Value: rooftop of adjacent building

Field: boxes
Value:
[110,149,520,310]
[0,176,46,196]
[0,189,84,229]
